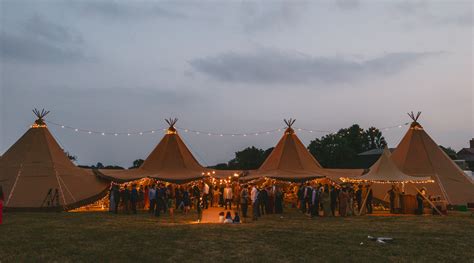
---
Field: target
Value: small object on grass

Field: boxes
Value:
[359,242,364,245]
[368,235,394,244]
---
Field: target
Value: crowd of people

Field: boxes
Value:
[296,183,373,217]
[107,179,433,222]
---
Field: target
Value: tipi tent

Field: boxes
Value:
[341,147,432,183]
[97,118,225,184]
[372,112,474,205]
[244,119,363,182]
[0,109,109,211]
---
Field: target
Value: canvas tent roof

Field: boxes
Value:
[342,147,432,183]
[0,109,109,211]
[372,112,474,205]
[245,119,363,182]
[97,118,227,184]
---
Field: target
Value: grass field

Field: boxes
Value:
[0,208,473,262]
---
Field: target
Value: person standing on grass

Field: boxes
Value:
[224,184,233,210]
[311,185,319,217]
[297,183,305,213]
[202,181,210,209]
[196,197,203,223]
[138,186,145,210]
[233,183,241,211]
[338,188,349,217]
[144,185,149,210]
[388,185,397,214]
[416,188,426,215]
[0,185,4,225]
[183,188,191,214]
[330,185,339,216]
[148,185,156,214]
[168,194,175,219]
[251,186,260,220]
[112,185,121,214]
[155,184,166,217]
[109,185,115,213]
[274,186,284,214]
[121,185,130,214]
[130,184,138,214]
[366,185,373,214]
[356,184,362,212]
[321,186,331,217]
[240,185,249,218]
[259,187,268,216]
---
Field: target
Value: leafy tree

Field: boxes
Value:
[129,159,144,169]
[211,146,274,170]
[439,146,457,160]
[95,162,104,169]
[307,124,387,168]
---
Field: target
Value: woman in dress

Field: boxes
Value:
[338,188,349,217]
[321,186,331,217]
[274,187,284,214]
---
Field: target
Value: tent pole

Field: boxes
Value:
[412,185,443,216]
[358,186,371,216]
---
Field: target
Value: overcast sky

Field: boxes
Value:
[1,0,472,167]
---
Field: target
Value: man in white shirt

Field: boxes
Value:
[202,182,210,209]
[251,186,260,220]
[224,184,233,210]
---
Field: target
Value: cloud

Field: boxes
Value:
[80,1,187,20]
[0,15,87,63]
[0,33,85,63]
[189,48,442,84]
[240,1,307,33]
[391,1,472,27]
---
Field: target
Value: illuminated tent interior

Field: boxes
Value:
[243,119,364,182]
[97,118,234,184]
[0,109,109,211]
[371,112,474,205]
[341,147,432,183]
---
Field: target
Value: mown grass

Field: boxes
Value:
[0,209,473,262]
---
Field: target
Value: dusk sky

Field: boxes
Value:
[1,0,472,168]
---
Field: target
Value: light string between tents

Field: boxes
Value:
[45,120,410,138]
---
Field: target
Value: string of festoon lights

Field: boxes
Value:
[45,120,410,138]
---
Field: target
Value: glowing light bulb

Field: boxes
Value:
[101,132,105,136]
[75,129,78,132]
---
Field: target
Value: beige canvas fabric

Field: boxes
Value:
[0,124,109,211]
[246,124,363,182]
[372,121,474,205]
[342,148,432,183]
[98,121,226,184]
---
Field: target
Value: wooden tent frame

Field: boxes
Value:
[32,108,50,126]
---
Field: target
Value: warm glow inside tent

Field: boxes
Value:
[371,112,474,205]
[0,109,109,211]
